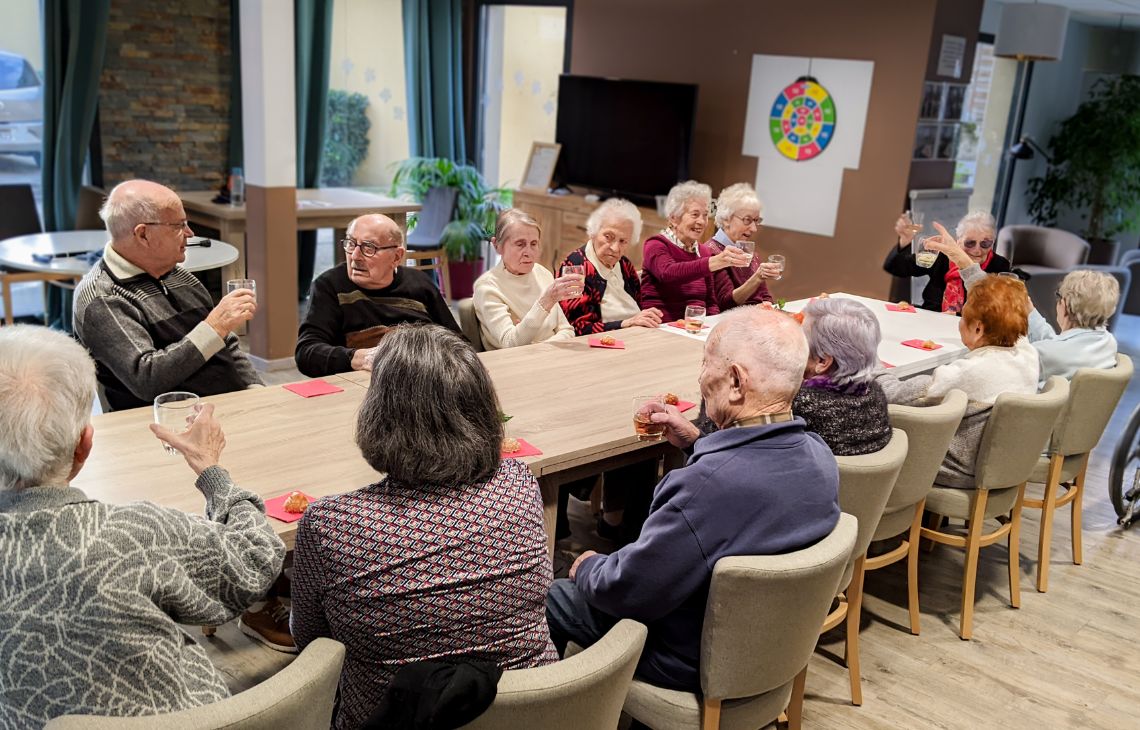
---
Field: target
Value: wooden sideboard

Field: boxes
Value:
[513,189,669,273]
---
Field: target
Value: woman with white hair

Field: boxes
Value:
[883,209,1011,313]
[795,298,892,455]
[640,180,751,321]
[558,197,664,334]
[705,182,783,306]
[474,208,578,349]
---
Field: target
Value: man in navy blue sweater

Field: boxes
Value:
[545,306,841,692]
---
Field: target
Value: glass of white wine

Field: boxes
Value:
[914,237,938,268]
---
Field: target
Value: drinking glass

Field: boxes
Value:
[153,392,199,456]
[914,238,938,268]
[735,240,755,266]
[767,254,786,280]
[684,304,706,334]
[633,395,666,442]
[560,265,585,298]
[227,278,257,302]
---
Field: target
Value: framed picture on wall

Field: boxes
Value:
[913,124,939,160]
[936,124,960,160]
[520,142,561,192]
[943,84,967,121]
[920,82,943,120]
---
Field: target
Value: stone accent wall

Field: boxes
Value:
[99,0,232,192]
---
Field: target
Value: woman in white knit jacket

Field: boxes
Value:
[474,209,577,350]
[876,272,1040,488]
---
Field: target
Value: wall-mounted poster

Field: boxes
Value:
[742,55,874,237]
[936,124,959,160]
[914,124,939,160]
[943,84,967,121]
[920,82,943,120]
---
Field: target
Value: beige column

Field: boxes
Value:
[240,0,299,367]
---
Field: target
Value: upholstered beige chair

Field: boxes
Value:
[458,297,484,352]
[622,513,857,730]
[865,391,967,635]
[921,377,1070,640]
[822,429,908,706]
[462,619,646,730]
[45,637,345,729]
[1025,354,1133,593]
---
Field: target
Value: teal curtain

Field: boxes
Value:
[228,0,243,174]
[42,0,111,232]
[403,0,467,162]
[294,0,334,295]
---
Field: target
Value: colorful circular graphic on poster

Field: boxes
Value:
[768,77,836,162]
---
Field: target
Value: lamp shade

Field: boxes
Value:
[994,3,1070,61]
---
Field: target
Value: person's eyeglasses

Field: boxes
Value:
[734,214,763,226]
[962,238,994,250]
[144,220,191,231]
[342,238,400,257]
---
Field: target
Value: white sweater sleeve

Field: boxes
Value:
[472,272,553,349]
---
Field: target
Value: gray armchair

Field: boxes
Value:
[458,297,484,351]
[996,225,1090,274]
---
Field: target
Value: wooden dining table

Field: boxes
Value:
[72,302,966,552]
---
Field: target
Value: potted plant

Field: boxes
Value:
[390,157,507,298]
[1027,74,1140,264]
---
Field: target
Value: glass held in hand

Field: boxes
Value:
[633,395,666,442]
[560,265,585,299]
[153,392,200,456]
[767,254,785,280]
[914,238,938,268]
[684,304,706,334]
[732,240,755,266]
[226,278,257,302]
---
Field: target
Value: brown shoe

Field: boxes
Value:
[239,598,297,654]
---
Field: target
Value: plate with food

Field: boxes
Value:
[588,335,625,349]
[265,490,316,523]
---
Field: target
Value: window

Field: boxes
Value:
[0,0,44,205]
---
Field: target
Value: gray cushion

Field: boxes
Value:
[925,484,1020,520]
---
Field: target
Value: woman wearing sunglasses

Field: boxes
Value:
[882,209,1011,313]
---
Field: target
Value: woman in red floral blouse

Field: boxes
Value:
[558,198,664,335]
[290,326,557,730]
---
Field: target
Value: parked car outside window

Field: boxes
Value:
[0,51,43,167]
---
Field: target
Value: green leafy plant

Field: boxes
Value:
[321,90,371,187]
[390,157,508,261]
[1027,75,1140,241]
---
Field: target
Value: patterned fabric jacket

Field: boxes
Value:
[0,467,285,727]
[557,247,641,335]
[290,458,559,730]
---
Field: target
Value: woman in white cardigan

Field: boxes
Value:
[474,209,578,350]
[876,272,1040,488]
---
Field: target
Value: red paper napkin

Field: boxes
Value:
[668,320,708,331]
[901,339,943,351]
[265,492,316,523]
[284,379,344,398]
[674,399,696,413]
[880,360,896,369]
[588,337,625,349]
[501,438,543,458]
[885,303,917,313]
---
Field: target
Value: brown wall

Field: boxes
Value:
[99,0,233,192]
[569,0,938,300]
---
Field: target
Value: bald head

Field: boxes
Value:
[101,180,182,243]
[701,307,809,427]
[347,214,402,245]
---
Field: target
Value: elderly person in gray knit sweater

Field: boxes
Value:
[795,297,892,456]
[0,325,284,725]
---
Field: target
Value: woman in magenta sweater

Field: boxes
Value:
[639,180,750,321]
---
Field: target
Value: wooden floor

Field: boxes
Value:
[193,315,1140,729]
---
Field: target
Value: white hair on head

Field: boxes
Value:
[100,181,167,241]
[956,209,996,240]
[801,297,881,386]
[664,180,712,220]
[586,198,643,243]
[714,182,764,229]
[709,306,808,404]
[0,326,95,491]
[1058,269,1120,329]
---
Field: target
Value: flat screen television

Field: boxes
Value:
[554,75,698,206]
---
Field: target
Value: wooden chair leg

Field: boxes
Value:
[1036,455,1064,593]
[922,511,943,553]
[701,696,722,730]
[786,666,807,730]
[439,252,451,301]
[959,491,988,641]
[2,276,14,326]
[907,500,925,635]
[845,555,865,706]
[1009,483,1025,609]
[201,625,216,636]
[1072,464,1086,565]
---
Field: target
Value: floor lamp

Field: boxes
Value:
[993,2,1069,230]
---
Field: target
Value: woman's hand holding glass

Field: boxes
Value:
[149,403,226,476]
[621,307,664,329]
[895,211,924,247]
[539,272,586,311]
[708,246,750,272]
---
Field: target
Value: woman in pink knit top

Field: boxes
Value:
[639,180,751,321]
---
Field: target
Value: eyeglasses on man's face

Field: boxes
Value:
[342,238,400,257]
[144,220,192,233]
[962,238,994,251]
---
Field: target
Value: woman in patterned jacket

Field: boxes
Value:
[558,198,664,335]
[290,325,558,730]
